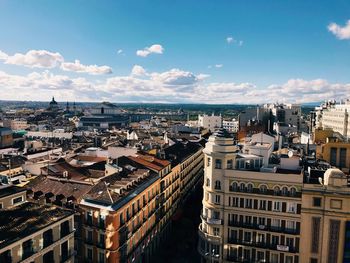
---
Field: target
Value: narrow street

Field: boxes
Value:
[154,180,203,263]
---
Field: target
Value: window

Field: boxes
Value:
[286,220,296,230]
[259,185,267,194]
[12,196,23,205]
[271,219,281,228]
[287,203,297,213]
[311,217,321,253]
[244,231,252,243]
[98,252,105,263]
[285,256,293,263]
[214,195,221,204]
[230,182,238,191]
[273,201,281,211]
[245,215,252,225]
[86,211,93,225]
[273,186,280,195]
[87,230,93,243]
[227,159,233,169]
[213,227,220,236]
[245,199,252,208]
[290,187,297,196]
[215,159,222,169]
[0,203,3,209]
[310,259,318,263]
[87,248,93,260]
[330,147,337,166]
[257,251,265,261]
[240,183,246,192]
[99,233,105,248]
[271,235,279,245]
[282,187,288,196]
[340,148,347,168]
[22,239,33,259]
[271,253,279,263]
[328,220,340,262]
[206,178,210,187]
[313,197,322,207]
[213,211,220,219]
[259,200,266,210]
[207,157,211,167]
[247,183,253,192]
[258,217,266,226]
[215,180,221,190]
[286,237,294,248]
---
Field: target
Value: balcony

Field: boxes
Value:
[198,224,221,243]
[201,213,222,225]
[227,238,297,253]
[20,231,75,263]
[227,221,299,235]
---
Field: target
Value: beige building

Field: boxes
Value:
[0,185,75,263]
[300,168,350,263]
[199,129,350,263]
[198,130,303,263]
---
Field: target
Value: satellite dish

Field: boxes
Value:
[288,150,293,158]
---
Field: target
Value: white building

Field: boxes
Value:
[223,118,239,133]
[319,100,350,138]
[198,113,222,131]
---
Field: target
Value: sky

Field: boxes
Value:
[0,0,350,104]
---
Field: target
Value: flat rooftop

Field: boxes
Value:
[0,185,27,199]
[0,202,74,249]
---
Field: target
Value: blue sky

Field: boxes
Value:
[0,0,349,103]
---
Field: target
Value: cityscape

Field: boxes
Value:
[1,1,350,263]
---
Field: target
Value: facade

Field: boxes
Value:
[223,119,239,133]
[198,114,222,131]
[198,130,303,263]
[316,137,350,173]
[300,169,350,263]
[0,127,13,148]
[78,141,204,263]
[317,100,350,139]
[3,119,29,131]
[0,185,75,263]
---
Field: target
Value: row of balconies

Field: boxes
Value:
[227,221,299,235]
[227,238,298,253]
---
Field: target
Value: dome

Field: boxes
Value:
[323,168,347,187]
[50,97,58,105]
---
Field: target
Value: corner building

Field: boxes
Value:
[198,130,303,263]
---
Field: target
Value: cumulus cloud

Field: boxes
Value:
[328,20,350,40]
[117,49,123,54]
[0,49,64,68]
[0,49,112,75]
[136,44,164,57]
[131,65,147,76]
[215,64,223,68]
[226,37,234,44]
[1,66,349,104]
[60,60,112,75]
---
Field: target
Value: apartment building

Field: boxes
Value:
[198,130,303,263]
[300,168,350,263]
[198,113,222,132]
[223,119,239,133]
[78,141,204,263]
[0,185,75,263]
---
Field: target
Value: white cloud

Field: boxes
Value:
[0,49,113,75]
[239,40,244,46]
[0,66,349,104]
[0,49,64,68]
[136,44,164,57]
[226,37,234,44]
[215,64,223,68]
[117,49,123,54]
[131,65,147,76]
[61,60,112,75]
[328,20,350,40]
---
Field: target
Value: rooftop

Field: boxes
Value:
[0,185,27,199]
[0,202,74,249]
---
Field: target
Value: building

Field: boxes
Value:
[3,119,29,131]
[198,130,303,263]
[316,100,350,139]
[79,102,129,130]
[0,127,13,148]
[198,113,222,132]
[223,119,239,133]
[78,141,204,263]
[0,185,75,263]
[48,97,60,112]
[316,137,350,173]
[300,168,350,263]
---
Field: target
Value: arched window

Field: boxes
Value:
[290,187,297,196]
[240,183,246,192]
[206,178,210,187]
[230,182,238,192]
[259,185,267,194]
[247,183,253,193]
[215,180,221,190]
[282,187,288,196]
[274,186,280,196]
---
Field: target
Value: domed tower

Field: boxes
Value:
[198,129,239,262]
[48,96,59,111]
